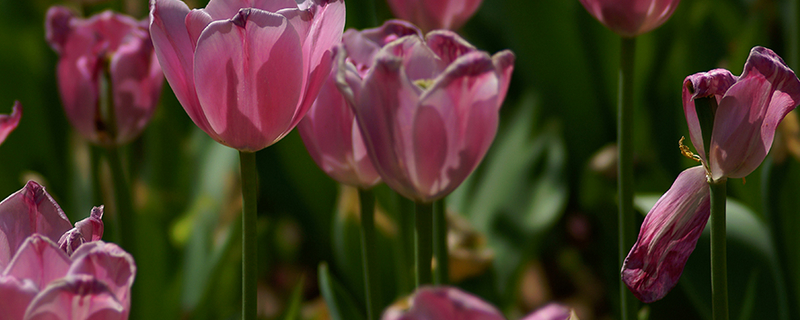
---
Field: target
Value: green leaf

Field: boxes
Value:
[318,263,366,320]
[281,277,305,320]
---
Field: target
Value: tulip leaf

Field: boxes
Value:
[318,262,367,320]
[281,277,305,320]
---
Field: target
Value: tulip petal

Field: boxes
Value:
[580,0,680,37]
[383,35,441,83]
[0,275,38,320]
[681,69,737,163]
[0,181,72,269]
[492,50,516,110]
[520,303,576,320]
[194,8,303,151]
[185,10,213,49]
[622,166,710,303]
[45,6,75,54]
[0,101,22,146]
[150,0,217,139]
[69,242,136,311]
[382,286,505,320]
[203,0,298,20]
[708,47,800,179]
[425,31,476,66]
[3,235,70,291]
[344,20,422,69]
[55,24,102,143]
[23,275,126,320]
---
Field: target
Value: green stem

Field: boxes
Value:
[433,199,448,285]
[358,189,380,320]
[710,178,728,320]
[415,201,433,287]
[239,151,258,320]
[397,195,415,294]
[105,145,135,258]
[618,36,637,320]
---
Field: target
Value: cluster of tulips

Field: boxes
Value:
[1,0,799,319]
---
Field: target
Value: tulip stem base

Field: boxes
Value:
[618,36,638,320]
[415,201,433,287]
[239,151,258,320]
[433,198,449,285]
[359,188,380,320]
[710,178,728,320]
[105,145,136,261]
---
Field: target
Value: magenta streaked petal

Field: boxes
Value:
[0,181,72,269]
[45,6,75,54]
[194,8,303,151]
[708,47,800,179]
[0,101,22,146]
[0,275,38,320]
[579,0,680,37]
[382,286,505,320]
[3,235,70,291]
[622,166,710,303]
[520,303,575,320]
[23,275,126,320]
[68,241,136,311]
[681,68,737,163]
[75,206,104,242]
[425,30,476,66]
[203,0,298,20]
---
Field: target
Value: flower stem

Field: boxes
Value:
[415,201,433,287]
[239,151,258,320]
[433,198,448,285]
[105,145,136,258]
[358,188,380,320]
[710,178,728,320]
[618,36,637,320]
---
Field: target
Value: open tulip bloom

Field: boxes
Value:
[0,181,136,320]
[337,29,514,203]
[149,0,345,152]
[622,47,800,303]
[0,101,22,146]
[46,7,163,146]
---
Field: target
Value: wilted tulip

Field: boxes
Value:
[298,20,421,188]
[0,101,21,146]
[338,30,514,202]
[149,0,346,151]
[46,7,163,146]
[386,0,482,32]
[579,0,680,37]
[622,47,800,303]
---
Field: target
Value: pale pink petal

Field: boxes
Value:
[3,235,70,291]
[0,275,38,320]
[681,68,737,163]
[185,10,214,48]
[150,0,217,138]
[0,181,72,269]
[0,101,22,146]
[520,303,575,320]
[383,35,441,83]
[55,25,102,143]
[68,241,136,311]
[23,275,126,320]
[492,50,515,110]
[203,0,298,20]
[708,47,800,179]
[622,166,710,303]
[344,20,422,68]
[382,286,505,320]
[579,0,680,37]
[193,8,303,151]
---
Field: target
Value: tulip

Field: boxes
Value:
[298,20,421,188]
[0,101,21,146]
[579,0,680,37]
[622,47,800,303]
[339,30,514,203]
[386,0,482,32]
[149,0,346,152]
[46,7,163,146]
[521,303,578,320]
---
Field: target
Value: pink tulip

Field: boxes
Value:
[622,47,800,303]
[46,7,163,146]
[0,101,21,146]
[520,303,577,320]
[386,0,482,32]
[579,0,680,37]
[298,20,421,188]
[683,46,800,181]
[339,30,514,202]
[382,286,505,320]
[149,0,346,152]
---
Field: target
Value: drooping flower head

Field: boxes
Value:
[149,0,346,152]
[298,20,421,189]
[338,30,514,202]
[579,0,680,37]
[622,47,800,303]
[0,101,22,146]
[46,7,163,146]
[386,0,482,32]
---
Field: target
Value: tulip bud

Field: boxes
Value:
[386,0,482,32]
[579,0,680,37]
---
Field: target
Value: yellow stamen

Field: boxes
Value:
[679,136,702,162]
[414,79,434,90]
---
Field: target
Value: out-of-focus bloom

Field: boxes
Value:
[149,0,345,152]
[0,181,135,320]
[386,0,481,32]
[579,0,679,37]
[338,30,514,203]
[46,7,163,146]
[0,101,22,146]
[622,46,800,303]
[298,20,421,188]
[382,287,576,320]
